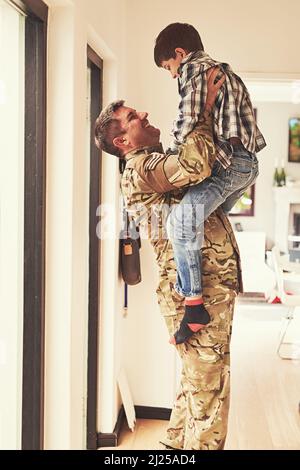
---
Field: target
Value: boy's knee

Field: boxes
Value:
[167,206,184,241]
[166,212,174,241]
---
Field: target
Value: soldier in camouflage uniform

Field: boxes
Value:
[95,69,242,450]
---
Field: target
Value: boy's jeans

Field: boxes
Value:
[167,144,259,297]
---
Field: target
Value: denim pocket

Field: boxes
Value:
[229,154,255,176]
[211,160,225,178]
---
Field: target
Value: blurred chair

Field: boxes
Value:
[234,231,275,294]
[272,246,300,360]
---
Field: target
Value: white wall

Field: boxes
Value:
[122,0,300,410]
[125,0,300,146]
[44,0,127,449]
[123,241,177,408]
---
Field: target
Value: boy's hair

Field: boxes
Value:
[94,100,126,158]
[154,23,204,67]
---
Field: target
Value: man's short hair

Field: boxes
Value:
[94,100,126,157]
[154,22,204,67]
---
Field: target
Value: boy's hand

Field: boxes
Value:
[205,67,225,113]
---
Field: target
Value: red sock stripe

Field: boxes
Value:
[185,298,204,306]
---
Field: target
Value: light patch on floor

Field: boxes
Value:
[100,301,300,450]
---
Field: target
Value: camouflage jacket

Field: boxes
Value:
[121,112,243,316]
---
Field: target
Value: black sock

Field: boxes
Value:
[172,303,210,345]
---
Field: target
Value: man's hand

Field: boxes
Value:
[205,67,225,114]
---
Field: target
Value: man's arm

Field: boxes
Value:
[138,110,215,193]
[133,68,224,194]
[167,111,215,187]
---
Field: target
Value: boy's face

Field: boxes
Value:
[160,49,186,79]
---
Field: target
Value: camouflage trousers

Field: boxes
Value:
[160,292,236,450]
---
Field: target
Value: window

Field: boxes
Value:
[0,0,25,450]
[0,0,48,450]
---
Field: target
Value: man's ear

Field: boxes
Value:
[175,47,187,59]
[113,135,128,152]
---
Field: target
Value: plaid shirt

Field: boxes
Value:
[170,51,266,168]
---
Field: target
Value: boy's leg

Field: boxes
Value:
[167,147,258,344]
[221,146,259,214]
[167,162,226,344]
[221,181,256,214]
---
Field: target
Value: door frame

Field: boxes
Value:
[86,45,103,450]
[19,0,48,450]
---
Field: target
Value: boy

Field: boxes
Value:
[154,23,266,345]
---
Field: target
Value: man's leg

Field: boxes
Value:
[160,294,236,450]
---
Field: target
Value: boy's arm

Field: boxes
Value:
[169,63,207,151]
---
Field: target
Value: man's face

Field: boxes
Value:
[114,106,160,152]
[161,51,183,79]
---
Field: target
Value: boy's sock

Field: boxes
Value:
[170,298,210,345]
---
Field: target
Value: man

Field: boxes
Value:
[94,69,242,450]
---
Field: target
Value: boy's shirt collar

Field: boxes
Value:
[179,50,212,74]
